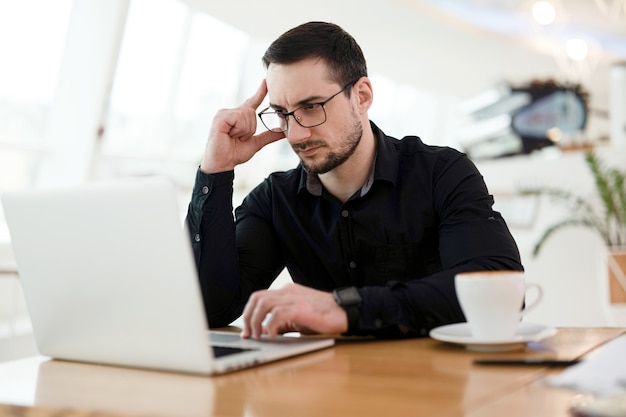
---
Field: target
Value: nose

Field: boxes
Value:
[285,119,311,145]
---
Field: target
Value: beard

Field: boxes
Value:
[296,119,363,175]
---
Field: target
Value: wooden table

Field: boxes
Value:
[0,327,623,417]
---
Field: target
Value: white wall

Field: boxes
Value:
[186,0,615,145]
[477,147,626,327]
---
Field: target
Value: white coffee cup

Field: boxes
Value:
[454,270,542,340]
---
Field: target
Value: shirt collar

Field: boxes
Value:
[298,121,399,197]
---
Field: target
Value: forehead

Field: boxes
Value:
[266,58,337,107]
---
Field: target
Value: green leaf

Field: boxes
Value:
[532,218,608,257]
[520,151,626,256]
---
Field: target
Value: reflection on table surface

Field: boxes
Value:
[0,327,623,417]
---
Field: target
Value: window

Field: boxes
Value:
[0,0,457,196]
[0,0,72,191]
[96,0,255,188]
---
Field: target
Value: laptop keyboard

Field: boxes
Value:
[212,345,257,358]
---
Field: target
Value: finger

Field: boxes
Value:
[241,79,268,111]
[241,293,258,339]
[265,311,315,336]
[234,116,285,147]
[242,291,272,339]
[262,306,291,338]
[225,110,258,141]
[254,129,285,147]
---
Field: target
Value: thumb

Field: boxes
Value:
[255,130,286,148]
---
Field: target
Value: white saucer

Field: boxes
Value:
[429,322,557,352]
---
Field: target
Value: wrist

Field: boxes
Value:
[332,286,362,333]
[199,159,235,174]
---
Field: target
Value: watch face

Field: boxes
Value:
[335,287,361,306]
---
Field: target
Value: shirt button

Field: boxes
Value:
[201,185,209,195]
[374,319,383,328]
[341,210,349,218]
[194,233,201,242]
[349,261,357,269]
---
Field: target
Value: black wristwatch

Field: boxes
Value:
[332,286,362,332]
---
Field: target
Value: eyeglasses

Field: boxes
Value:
[258,80,357,133]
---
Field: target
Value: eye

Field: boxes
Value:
[276,112,288,120]
[301,103,320,112]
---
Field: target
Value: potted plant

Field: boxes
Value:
[521,152,626,303]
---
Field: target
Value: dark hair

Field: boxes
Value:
[262,22,368,87]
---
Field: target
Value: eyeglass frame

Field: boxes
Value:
[258,79,359,133]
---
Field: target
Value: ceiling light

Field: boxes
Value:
[531,1,557,25]
[565,38,589,61]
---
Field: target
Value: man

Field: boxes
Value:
[186,21,522,340]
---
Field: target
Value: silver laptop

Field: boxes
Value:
[1,177,334,375]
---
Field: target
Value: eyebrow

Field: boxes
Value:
[269,94,326,112]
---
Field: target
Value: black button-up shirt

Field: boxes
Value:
[186,122,523,338]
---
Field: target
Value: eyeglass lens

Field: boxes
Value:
[259,80,357,133]
[261,105,326,132]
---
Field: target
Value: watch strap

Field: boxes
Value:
[333,286,362,332]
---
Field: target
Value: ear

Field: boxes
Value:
[354,77,373,114]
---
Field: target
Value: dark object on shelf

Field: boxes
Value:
[458,79,589,160]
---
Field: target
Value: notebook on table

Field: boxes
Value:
[1,177,334,375]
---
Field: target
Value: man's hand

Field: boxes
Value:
[200,80,285,174]
[241,283,348,339]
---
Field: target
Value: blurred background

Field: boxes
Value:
[2,0,625,193]
[1,0,626,360]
